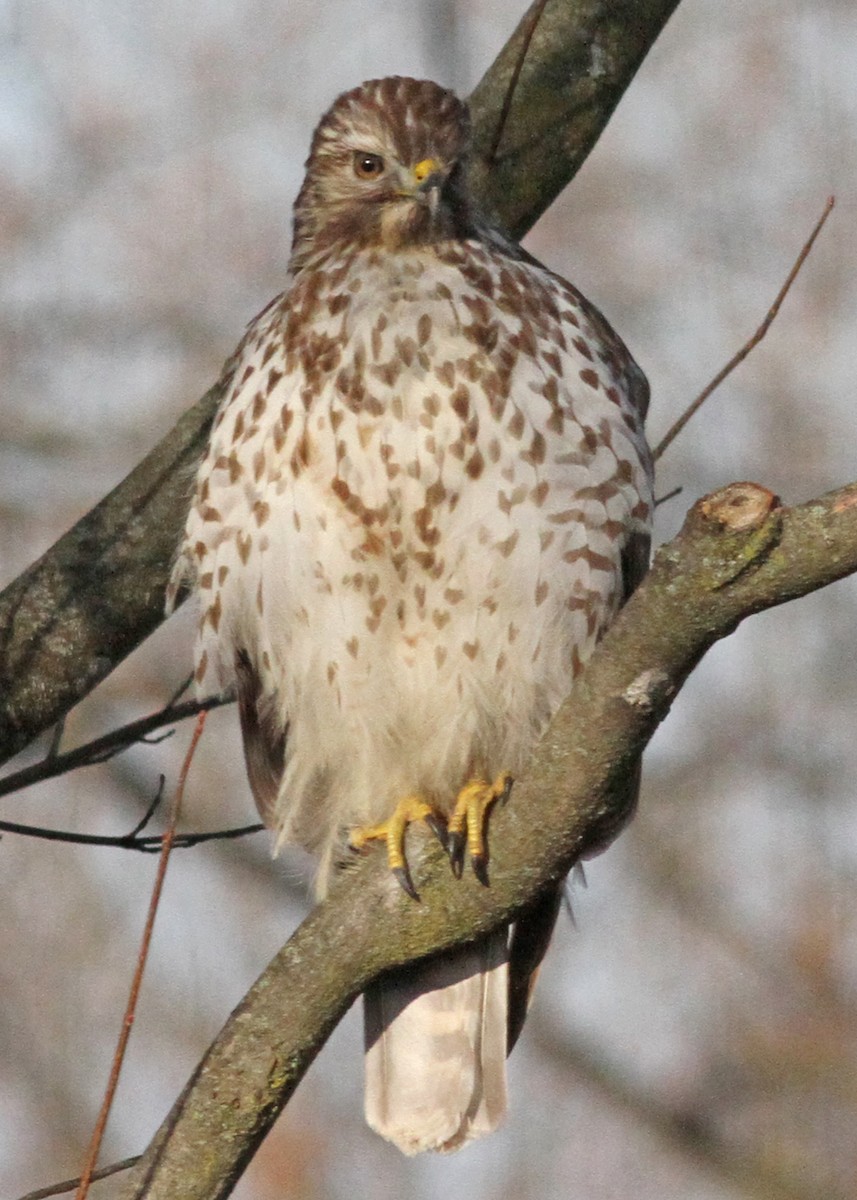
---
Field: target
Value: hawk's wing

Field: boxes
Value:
[234,649,287,828]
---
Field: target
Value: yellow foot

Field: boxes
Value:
[447,771,514,885]
[349,795,447,900]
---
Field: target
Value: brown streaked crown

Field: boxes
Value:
[291,77,474,268]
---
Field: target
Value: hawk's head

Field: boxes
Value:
[291,77,473,268]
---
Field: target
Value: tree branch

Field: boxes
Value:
[0,693,231,801]
[119,481,857,1200]
[0,816,263,852]
[0,389,222,767]
[0,0,681,769]
[468,0,682,238]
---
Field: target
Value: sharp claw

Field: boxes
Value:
[447,831,465,878]
[393,865,420,902]
[500,775,514,806]
[425,813,449,850]
[472,853,490,887]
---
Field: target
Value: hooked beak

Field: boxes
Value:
[400,157,446,213]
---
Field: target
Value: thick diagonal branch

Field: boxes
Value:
[0,0,681,768]
[120,481,857,1200]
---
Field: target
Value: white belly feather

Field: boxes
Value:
[174,244,652,885]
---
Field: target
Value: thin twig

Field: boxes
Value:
[74,711,208,1200]
[0,815,264,851]
[46,718,66,761]
[0,692,232,801]
[166,673,195,708]
[653,196,835,461]
[17,1156,140,1200]
[654,485,683,508]
[127,777,167,837]
[486,0,550,164]
[0,773,263,850]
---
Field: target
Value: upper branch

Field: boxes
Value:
[119,481,857,1200]
[0,390,222,766]
[468,0,682,238]
[0,0,681,769]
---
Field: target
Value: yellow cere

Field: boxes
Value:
[413,157,441,182]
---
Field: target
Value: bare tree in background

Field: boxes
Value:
[2,2,857,1199]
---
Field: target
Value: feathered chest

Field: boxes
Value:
[201,244,646,516]
[178,242,652,699]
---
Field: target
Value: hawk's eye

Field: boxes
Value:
[353,151,385,180]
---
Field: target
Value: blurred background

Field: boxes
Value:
[2,1,856,1197]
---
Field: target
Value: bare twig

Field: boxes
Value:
[654,485,683,508]
[75,712,207,1200]
[18,1157,140,1200]
[0,816,263,851]
[166,673,195,708]
[127,778,167,837]
[46,718,66,761]
[654,196,835,461]
[0,692,232,802]
[486,0,550,164]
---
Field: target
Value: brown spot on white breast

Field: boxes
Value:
[563,546,614,573]
[237,533,252,563]
[465,449,484,479]
[205,593,223,632]
[523,430,546,466]
[496,531,519,558]
[291,429,315,474]
[435,361,455,388]
[507,409,525,439]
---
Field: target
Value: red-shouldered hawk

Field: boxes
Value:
[170,76,653,1155]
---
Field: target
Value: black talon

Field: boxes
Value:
[447,831,465,878]
[472,853,490,887]
[500,775,514,806]
[425,813,449,850]
[393,864,420,902]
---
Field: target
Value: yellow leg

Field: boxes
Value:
[447,771,514,885]
[349,795,447,899]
